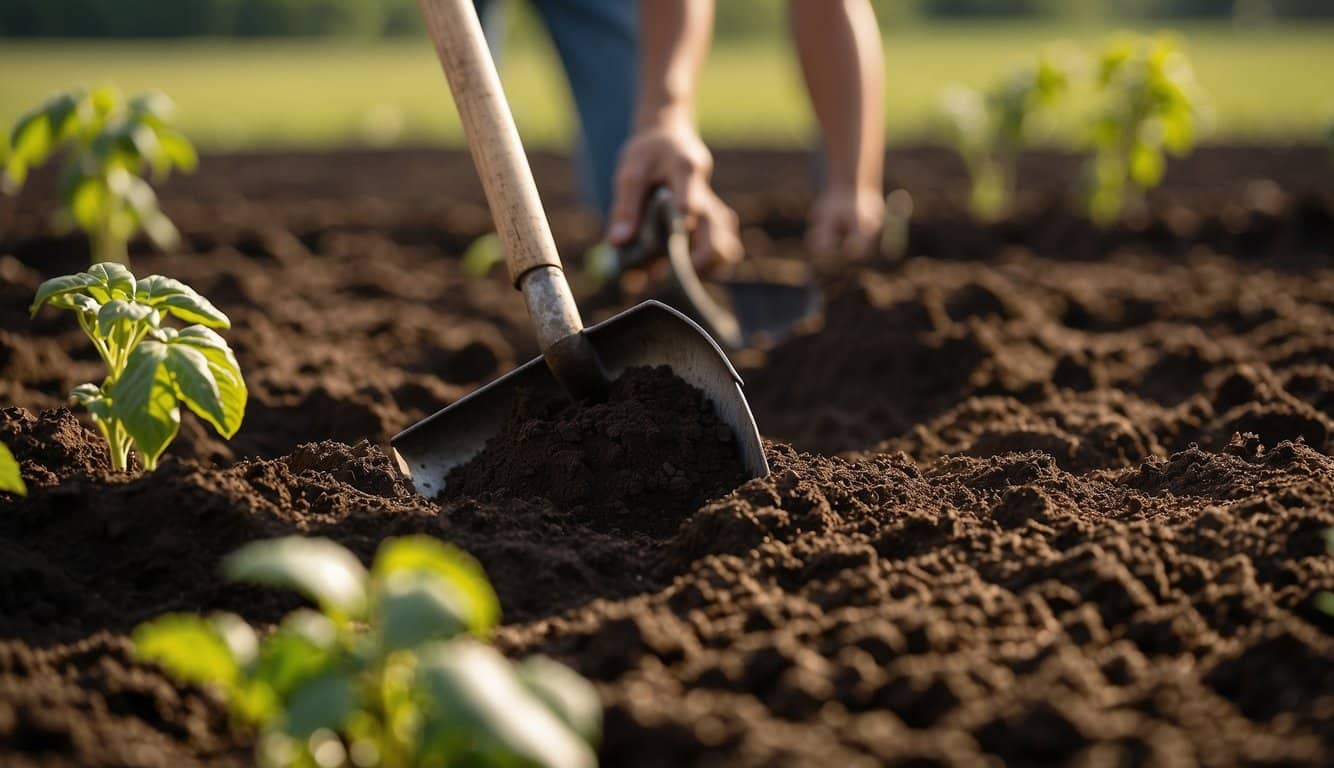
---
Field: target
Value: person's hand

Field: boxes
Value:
[807,184,885,259]
[606,120,742,271]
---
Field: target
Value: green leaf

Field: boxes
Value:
[376,573,470,653]
[133,613,240,689]
[372,536,499,636]
[211,612,260,669]
[31,272,106,315]
[86,262,137,302]
[162,343,228,437]
[47,91,88,141]
[461,233,503,278]
[88,85,123,120]
[3,110,49,192]
[223,537,368,620]
[48,292,101,318]
[128,90,176,121]
[280,674,358,739]
[0,442,26,496]
[1129,142,1165,188]
[110,341,180,470]
[69,176,109,232]
[96,299,156,338]
[69,383,112,422]
[252,609,340,698]
[136,275,230,328]
[156,129,198,173]
[172,326,246,437]
[119,174,179,251]
[416,640,597,768]
[517,656,602,746]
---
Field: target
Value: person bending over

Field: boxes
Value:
[607,0,886,266]
[479,0,886,264]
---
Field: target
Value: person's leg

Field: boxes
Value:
[529,0,638,218]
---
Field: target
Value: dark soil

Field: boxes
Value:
[442,365,748,537]
[2,144,1333,767]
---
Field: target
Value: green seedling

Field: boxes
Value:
[461,233,503,278]
[2,86,198,264]
[135,535,601,768]
[1083,33,1208,224]
[939,54,1071,219]
[30,262,245,472]
[580,242,620,289]
[0,442,25,496]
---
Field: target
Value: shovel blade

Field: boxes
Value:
[391,300,769,496]
[724,279,823,347]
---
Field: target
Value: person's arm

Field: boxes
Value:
[607,0,741,268]
[790,0,886,257]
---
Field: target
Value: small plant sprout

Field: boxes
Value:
[939,54,1071,219]
[0,442,25,496]
[2,86,198,264]
[134,535,601,768]
[461,232,504,278]
[581,242,620,288]
[30,262,245,472]
[1083,33,1209,224]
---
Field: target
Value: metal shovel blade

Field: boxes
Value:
[618,188,822,350]
[391,300,770,497]
[721,279,823,348]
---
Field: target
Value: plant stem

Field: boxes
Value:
[91,224,128,265]
[106,420,133,472]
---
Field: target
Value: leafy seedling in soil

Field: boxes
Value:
[30,262,245,472]
[135,535,601,768]
[2,86,198,264]
[938,53,1072,220]
[461,232,504,278]
[0,442,25,496]
[1082,33,1209,224]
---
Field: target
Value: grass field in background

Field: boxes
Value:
[1,22,1331,150]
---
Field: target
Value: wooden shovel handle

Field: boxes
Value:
[418,0,563,287]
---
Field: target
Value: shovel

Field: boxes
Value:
[616,187,823,350]
[391,0,769,497]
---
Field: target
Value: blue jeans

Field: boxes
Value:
[474,0,638,219]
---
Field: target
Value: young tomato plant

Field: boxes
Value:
[30,262,245,472]
[939,54,1071,219]
[1083,34,1208,223]
[2,86,198,264]
[0,442,25,496]
[135,535,601,768]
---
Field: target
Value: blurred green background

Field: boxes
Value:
[1,0,1331,149]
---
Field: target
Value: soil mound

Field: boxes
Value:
[442,366,748,537]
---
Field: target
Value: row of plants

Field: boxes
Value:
[10,262,606,767]
[939,31,1209,222]
[2,89,605,766]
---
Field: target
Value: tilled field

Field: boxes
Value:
[1,145,1333,767]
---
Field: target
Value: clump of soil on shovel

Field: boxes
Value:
[442,365,749,538]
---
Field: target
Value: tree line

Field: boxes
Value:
[1,0,1329,39]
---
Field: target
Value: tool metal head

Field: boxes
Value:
[618,187,822,350]
[391,300,769,497]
